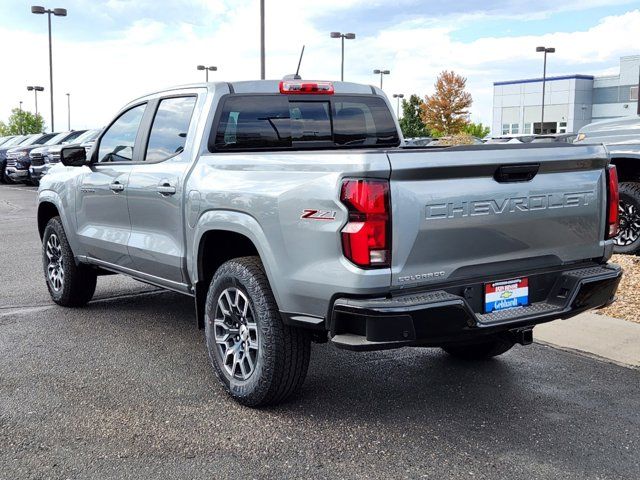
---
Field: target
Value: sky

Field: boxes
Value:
[1,0,639,131]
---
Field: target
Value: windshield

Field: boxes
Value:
[74,129,100,144]
[44,132,72,146]
[2,136,26,147]
[17,135,40,146]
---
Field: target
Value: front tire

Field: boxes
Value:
[205,256,311,407]
[442,336,515,360]
[614,182,640,255]
[42,216,97,307]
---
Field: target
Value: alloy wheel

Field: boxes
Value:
[214,287,259,380]
[615,200,640,247]
[46,233,64,292]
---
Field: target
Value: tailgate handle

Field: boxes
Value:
[494,164,539,183]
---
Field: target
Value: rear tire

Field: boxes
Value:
[614,182,640,255]
[42,216,97,307]
[205,256,311,407]
[442,336,515,360]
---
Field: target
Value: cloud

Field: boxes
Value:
[0,2,638,131]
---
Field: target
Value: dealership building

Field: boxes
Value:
[492,55,639,136]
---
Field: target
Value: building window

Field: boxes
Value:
[631,86,639,102]
[523,123,532,134]
[502,124,510,135]
[558,122,567,134]
[511,123,519,134]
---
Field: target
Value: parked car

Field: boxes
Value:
[484,135,536,144]
[404,137,433,147]
[0,135,18,147]
[575,115,640,254]
[38,80,621,406]
[28,130,88,185]
[0,135,33,183]
[4,132,59,183]
[33,128,102,183]
[530,133,577,144]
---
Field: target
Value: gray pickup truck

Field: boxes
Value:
[576,115,640,254]
[38,80,622,406]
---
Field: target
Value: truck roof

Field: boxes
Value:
[128,80,383,104]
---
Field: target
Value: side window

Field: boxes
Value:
[98,104,146,163]
[145,96,196,162]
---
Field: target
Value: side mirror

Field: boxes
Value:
[60,146,87,167]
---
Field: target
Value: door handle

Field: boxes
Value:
[157,181,176,196]
[109,181,125,192]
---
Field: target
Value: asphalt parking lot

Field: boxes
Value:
[1,183,639,480]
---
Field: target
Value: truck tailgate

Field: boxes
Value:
[388,144,610,288]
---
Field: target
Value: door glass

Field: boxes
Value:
[145,97,196,162]
[98,104,146,162]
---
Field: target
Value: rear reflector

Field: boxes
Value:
[279,81,334,95]
[606,164,619,239]
[340,179,391,268]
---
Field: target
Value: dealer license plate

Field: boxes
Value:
[484,278,529,313]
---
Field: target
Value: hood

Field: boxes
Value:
[576,115,640,146]
[579,115,640,134]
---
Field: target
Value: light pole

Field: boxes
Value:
[31,5,67,132]
[197,65,217,82]
[330,32,356,81]
[27,86,45,116]
[536,46,555,134]
[260,0,265,79]
[373,69,390,89]
[66,92,70,130]
[393,93,404,118]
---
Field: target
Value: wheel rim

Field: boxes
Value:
[46,233,64,292]
[615,200,640,247]
[214,287,259,381]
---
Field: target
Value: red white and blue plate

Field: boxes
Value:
[484,278,529,313]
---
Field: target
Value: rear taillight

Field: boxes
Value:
[606,164,619,239]
[340,179,391,268]
[279,81,334,95]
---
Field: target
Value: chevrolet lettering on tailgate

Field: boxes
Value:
[425,191,595,220]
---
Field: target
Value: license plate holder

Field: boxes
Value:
[484,278,529,313]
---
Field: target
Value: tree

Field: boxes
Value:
[399,94,430,138]
[420,70,472,136]
[3,108,45,135]
[463,122,490,139]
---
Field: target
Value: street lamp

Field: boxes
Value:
[392,93,404,118]
[27,86,45,116]
[31,5,67,132]
[260,0,265,79]
[536,46,555,134]
[330,32,356,81]
[373,69,390,89]
[66,92,70,130]
[19,101,23,134]
[197,65,218,82]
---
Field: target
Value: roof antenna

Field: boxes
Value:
[283,45,304,80]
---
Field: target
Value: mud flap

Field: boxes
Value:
[194,281,207,329]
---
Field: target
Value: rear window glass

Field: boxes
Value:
[211,94,399,151]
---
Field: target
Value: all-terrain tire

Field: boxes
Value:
[42,216,97,307]
[205,256,311,407]
[442,336,515,360]
[614,182,640,255]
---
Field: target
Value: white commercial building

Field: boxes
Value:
[492,55,640,135]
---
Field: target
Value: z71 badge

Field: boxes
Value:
[301,209,336,221]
